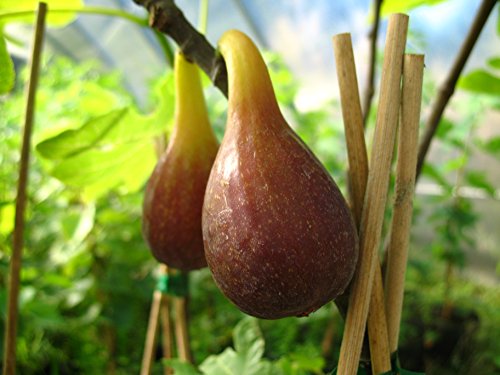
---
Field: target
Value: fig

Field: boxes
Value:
[202,30,358,319]
[143,52,218,271]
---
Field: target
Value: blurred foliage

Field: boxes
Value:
[381,0,449,17]
[1,1,500,374]
[0,0,83,27]
[166,317,325,375]
[0,36,14,94]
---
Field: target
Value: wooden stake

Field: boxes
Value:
[141,289,163,375]
[367,267,391,374]
[336,14,408,375]
[333,32,391,375]
[159,268,174,375]
[140,264,175,375]
[332,33,368,227]
[2,4,47,375]
[174,296,193,363]
[385,54,424,353]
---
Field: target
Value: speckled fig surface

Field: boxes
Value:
[202,30,359,319]
[143,52,218,271]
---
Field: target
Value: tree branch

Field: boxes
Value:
[416,0,497,179]
[362,0,383,126]
[134,0,227,96]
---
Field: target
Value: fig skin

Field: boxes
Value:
[202,30,359,319]
[143,52,218,271]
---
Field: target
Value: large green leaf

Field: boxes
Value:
[0,0,83,28]
[0,35,14,94]
[35,72,174,199]
[458,69,500,96]
[50,138,156,199]
[36,109,129,159]
[381,0,449,16]
[199,318,279,375]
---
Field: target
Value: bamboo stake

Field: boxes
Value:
[2,4,47,375]
[159,267,174,375]
[140,264,174,375]
[332,32,371,365]
[333,32,391,375]
[174,295,193,363]
[367,267,391,374]
[332,33,368,226]
[140,288,163,375]
[385,54,424,353]
[336,14,408,375]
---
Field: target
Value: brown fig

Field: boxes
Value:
[202,30,359,319]
[143,52,218,271]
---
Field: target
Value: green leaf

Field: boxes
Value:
[488,57,500,70]
[435,118,454,140]
[36,109,129,159]
[480,136,500,156]
[199,318,278,375]
[35,72,174,199]
[443,155,466,172]
[50,139,156,198]
[421,164,452,191]
[381,0,448,16]
[0,0,83,28]
[465,171,496,197]
[163,359,202,375]
[458,69,500,96]
[0,202,15,236]
[233,318,265,360]
[0,35,15,94]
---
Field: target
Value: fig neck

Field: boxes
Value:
[171,52,216,146]
[219,30,282,128]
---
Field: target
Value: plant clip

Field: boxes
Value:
[156,272,189,297]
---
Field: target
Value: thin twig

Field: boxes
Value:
[384,54,424,353]
[134,0,227,96]
[416,0,497,179]
[2,3,47,375]
[337,14,408,375]
[362,0,383,126]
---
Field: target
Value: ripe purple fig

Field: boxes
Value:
[202,30,359,319]
[143,52,218,271]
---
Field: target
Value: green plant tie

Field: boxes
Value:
[156,272,189,297]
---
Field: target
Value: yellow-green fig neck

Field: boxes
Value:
[218,30,282,123]
[171,51,216,147]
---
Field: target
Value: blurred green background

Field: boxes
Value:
[1,0,500,374]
